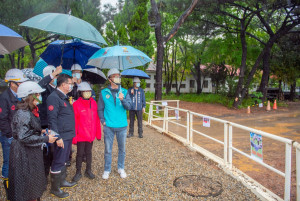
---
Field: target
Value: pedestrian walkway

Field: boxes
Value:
[0,124,259,200]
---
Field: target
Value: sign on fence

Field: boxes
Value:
[203,117,211,127]
[250,132,263,162]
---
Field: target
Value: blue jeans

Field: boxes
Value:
[0,133,12,178]
[103,126,127,172]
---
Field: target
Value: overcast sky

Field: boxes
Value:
[101,0,119,8]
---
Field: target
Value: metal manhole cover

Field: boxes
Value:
[173,175,223,197]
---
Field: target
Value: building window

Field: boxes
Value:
[172,84,177,88]
[146,83,151,88]
[203,80,208,88]
[180,84,185,88]
[190,80,195,88]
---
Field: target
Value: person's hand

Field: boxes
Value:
[103,122,106,126]
[52,66,63,77]
[119,92,124,101]
[48,134,58,143]
[56,139,64,149]
[41,129,46,134]
[131,89,134,94]
[142,108,145,113]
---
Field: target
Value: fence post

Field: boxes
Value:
[165,107,169,133]
[228,124,233,170]
[177,100,180,117]
[149,103,153,125]
[190,113,193,147]
[163,106,166,132]
[224,122,229,167]
[186,111,190,144]
[284,142,292,201]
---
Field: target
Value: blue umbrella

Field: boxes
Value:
[121,69,150,79]
[33,58,72,77]
[40,39,101,70]
[87,45,152,70]
[0,24,29,55]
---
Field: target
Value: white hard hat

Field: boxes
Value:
[77,81,92,91]
[5,69,29,83]
[17,81,45,98]
[71,64,82,71]
[43,65,56,77]
[133,77,141,83]
[107,68,120,78]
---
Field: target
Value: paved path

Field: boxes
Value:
[0,124,259,200]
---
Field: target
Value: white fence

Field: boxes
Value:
[144,100,299,201]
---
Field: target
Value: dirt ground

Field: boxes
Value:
[160,100,300,200]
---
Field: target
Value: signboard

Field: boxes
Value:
[162,101,168,106]
[175,109,179,120]
[203,117,210,127]
[156,106,159,114]
[250,132,263,162]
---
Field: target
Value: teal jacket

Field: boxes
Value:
[98,86,132,128]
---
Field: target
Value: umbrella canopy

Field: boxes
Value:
[39,39,101,70]
[87,45,152,70]
[33,58,72,77]
[82,68,106,84]
[20,13,107,45]
[0,24,29,55]
[121,69,150,79]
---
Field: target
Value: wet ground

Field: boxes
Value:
[154,101,300,200]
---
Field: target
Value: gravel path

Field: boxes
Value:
[0,124,259,200]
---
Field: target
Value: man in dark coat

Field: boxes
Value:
[47,74,77,199]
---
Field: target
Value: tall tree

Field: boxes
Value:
[150,0,199,100]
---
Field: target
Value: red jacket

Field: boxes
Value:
[72,97,101,144]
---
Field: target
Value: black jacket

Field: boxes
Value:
[0,75,52,138]
[0,89,19,138]
[38,83,56,127]
[47,89,75,140]
[67,82,79,101]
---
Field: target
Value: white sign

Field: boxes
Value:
[162,101,168,106]
[175,109,179,120]
[250,132,263,162]
[259,103,263,108]
[203,117,210,127]
[156,106,159,114]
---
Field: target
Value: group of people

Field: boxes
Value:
[0,64,146,200]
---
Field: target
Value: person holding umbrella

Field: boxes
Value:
[68,64,83,103]
[127,77,146,138]
[98,68,132,180]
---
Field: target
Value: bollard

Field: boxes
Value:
[247,106,251,114]
[266,100,271,111]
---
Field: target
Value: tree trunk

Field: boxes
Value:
[278,80,284,101]
[258,47,271,102]
[232,21,247,108]
[290,80,296,101]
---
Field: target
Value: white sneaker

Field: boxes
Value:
[118,169,127,179]
[102,171,110,180]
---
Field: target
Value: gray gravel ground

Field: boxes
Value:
[0,124,260,200]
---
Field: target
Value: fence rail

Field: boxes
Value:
[144,100,299,201]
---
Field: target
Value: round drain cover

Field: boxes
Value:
[173,175,223,197]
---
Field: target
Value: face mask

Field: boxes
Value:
[73,73,81,79]
[82,91,92,99]
[68,84,73,93]
[52,78,57,86]
[113,77,121,84]
[33,94,42,105]
[136,83,140,87]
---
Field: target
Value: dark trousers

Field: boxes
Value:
[51,139,72,172]
[129,110,143,135]
[43,143,53,177]
[76,141,93,172]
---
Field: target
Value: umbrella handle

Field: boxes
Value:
[60,36,66,66]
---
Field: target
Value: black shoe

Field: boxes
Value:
[139,134,143,138]
[85,170,95,179]
[66,161,71,167]
[127,133,133,138]
[50,173,69,199]
[61,166,77,188]
[72,172,82,182]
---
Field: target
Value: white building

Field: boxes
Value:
[144,62,213,93]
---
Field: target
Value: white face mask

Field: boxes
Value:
[136,83,140,87]
[112,77,121,85]
[73,73,81,79]
[68,84,73,92]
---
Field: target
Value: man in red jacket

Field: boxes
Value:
[72,82,101,182]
